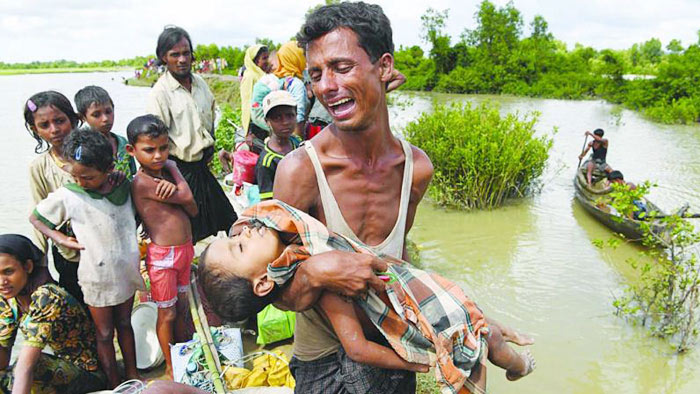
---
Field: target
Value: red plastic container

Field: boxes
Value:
[232,150,258,185]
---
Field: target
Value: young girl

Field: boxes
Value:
[29,129,145,388]
[23,91,84,303]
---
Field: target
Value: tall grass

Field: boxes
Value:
[405,102,552,209]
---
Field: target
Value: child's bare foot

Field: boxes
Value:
[506,350,536,381]
[504,330,534,346]
[164,365,173,380]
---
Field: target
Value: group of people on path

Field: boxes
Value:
[2,2,537,394]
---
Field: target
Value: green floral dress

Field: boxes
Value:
[0,284,105,393]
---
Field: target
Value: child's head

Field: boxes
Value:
[63,128,114,190]
[593,128,604,137]
[607,170,625,184]
[197,225,286,322]
[24,91,80,153]
[74,86,115,135]
[263,90,297,139]
[126,115,170,171]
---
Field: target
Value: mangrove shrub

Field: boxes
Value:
[405,102,552,209]
[601,182,700,352]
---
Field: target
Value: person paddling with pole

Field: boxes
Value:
[578,128,612,186]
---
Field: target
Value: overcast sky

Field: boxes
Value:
[1,0,699,63]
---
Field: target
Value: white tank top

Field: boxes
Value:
[302,139,414,258]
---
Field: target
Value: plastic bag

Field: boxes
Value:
[256,305,295,346]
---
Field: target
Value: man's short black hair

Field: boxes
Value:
[593,128,604,137]
[63,128,113,172]
[74,86,114,116]
[297,1,394,63]
[156,26,194,66]
[197,245,281,322]
[607,170,624,181]
[127,114,169,145]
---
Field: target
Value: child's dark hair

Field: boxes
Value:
[607,170,624,181]
[156,26,195,66]
[297,1,394,63]
[593,128,604,137]
[74,86,114,116]
[197,245,281,322]
[254,46,269,64]
[62,128,114,172]
[23,91,80,153]
[126,114,169,145]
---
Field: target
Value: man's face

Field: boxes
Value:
[163,37,193,78]
[306,27,392,132]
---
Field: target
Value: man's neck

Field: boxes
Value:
[329,108,395,163]
[172,71,192,91]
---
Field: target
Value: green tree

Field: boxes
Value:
[420,8,455,74]
[666,39,683,54]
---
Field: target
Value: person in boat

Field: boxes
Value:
[255,90,302,201]
[0,234,107,393]
[146,26,236,242]
[270,2,434,392]
[607,170,649,220]
[198,200,536,393]
[578,128,612,186]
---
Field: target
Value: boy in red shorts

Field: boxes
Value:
[126,114,198,378]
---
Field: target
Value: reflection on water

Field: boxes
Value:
[1,73,700,392]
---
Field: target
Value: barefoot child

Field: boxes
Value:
[255,90,301,200]
[29,129,145,388]
[199,200,536,393]
[75,85,137,179]
[126,115,198,378]
[23,91,84,303]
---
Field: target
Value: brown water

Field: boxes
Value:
[2,73,700,393]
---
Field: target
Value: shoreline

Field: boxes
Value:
[0,66,130,76]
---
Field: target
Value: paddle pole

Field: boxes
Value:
[577,133,588,169]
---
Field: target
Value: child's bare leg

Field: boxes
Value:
[486,318,534,346]
[88,305,120,388]
[218,150,231,173]
[485,324,536,381]
[586,162,594,185]
[114,296,141,381]
[157,305,177,378]
[174,292,190,343]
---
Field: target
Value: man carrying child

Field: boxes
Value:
[270,3,434,392]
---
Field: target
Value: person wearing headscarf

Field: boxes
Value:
[0,234,106,393]
[240,45,271,148]
[273,41,310,137]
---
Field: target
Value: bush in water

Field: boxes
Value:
[404,102,552,209]
[601,182,700,352]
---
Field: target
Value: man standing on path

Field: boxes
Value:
[272,3,434,393]
[146,26,236,242]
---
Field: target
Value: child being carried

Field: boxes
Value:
[198,200,536,393]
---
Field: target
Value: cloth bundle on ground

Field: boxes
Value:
[236,200,488,393]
